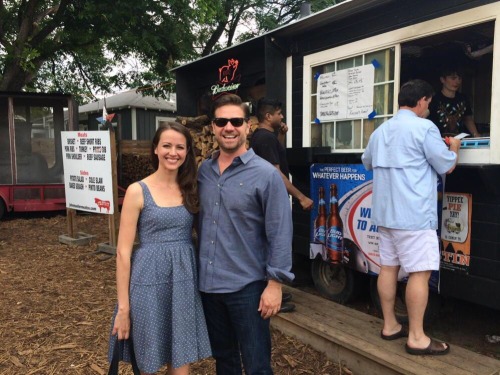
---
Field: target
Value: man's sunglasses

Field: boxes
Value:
[213,117,247,128]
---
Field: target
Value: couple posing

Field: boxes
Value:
[108,94,294,375]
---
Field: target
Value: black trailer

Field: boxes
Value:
[174,0,500,313]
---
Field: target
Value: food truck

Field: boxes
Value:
[173,0,500,314]
[0,92,77,219]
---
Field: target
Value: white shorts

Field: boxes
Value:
[378,227,440,273]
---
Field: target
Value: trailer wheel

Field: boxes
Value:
[311,257,360,304]
[369,276,441,324]
[0,200,5,220]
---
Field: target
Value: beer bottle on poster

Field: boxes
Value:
[313,186,326,244]
[326,183,343,263]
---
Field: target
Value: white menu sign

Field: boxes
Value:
[317,64,375,122]
[61,131,114,214]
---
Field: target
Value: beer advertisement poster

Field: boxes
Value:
[61,131,114,215]
[440,193,472,273]
[310,164,390,277]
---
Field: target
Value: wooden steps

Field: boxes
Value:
[271,286,500,375]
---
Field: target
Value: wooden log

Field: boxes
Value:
[202,125,212,136]
[120,140,150,156]
[176,115,210,130]
[121,154,154,187]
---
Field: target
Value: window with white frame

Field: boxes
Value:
[310,47,396,151]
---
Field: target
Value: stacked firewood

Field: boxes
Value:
[120,153,155,187]
[178,114,259,165]
[120,115,259,187]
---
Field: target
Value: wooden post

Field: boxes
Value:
[67,208,76,238]
[108,121,120,247]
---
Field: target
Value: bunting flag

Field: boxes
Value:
[102,105,108,124]
[95,101,115,124]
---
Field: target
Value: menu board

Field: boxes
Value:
[317,64,375,122]
[61,131,114,214]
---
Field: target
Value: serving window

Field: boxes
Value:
[302,4,498,163]
[400,21,494,141]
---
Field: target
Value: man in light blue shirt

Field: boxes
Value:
[198,94,294,374]
[362,79,460,356]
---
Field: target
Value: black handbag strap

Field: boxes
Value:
[108,338,141,375]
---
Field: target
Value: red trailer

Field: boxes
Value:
[0,92,77,219]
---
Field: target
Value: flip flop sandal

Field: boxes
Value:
[380,326,409,340]
[278,303,296,313]
[282,292,293,303]
[405,338,450,356]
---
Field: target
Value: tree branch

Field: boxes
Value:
[72,54,98,98]
[0,0,6,44]
[31,0,70,47]
[17,0,39,43]
[226,4,249,47]
[33,5,59,25]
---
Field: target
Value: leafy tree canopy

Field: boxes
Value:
[197,0,344,56]
[0,0,343,103]
[0,0,214,103]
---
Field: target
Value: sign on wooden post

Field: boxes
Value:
[59,130,114,246]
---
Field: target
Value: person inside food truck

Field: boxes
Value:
[428,66,481,138]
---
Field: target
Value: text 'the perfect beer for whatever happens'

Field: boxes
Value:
[314,186,326,244]
[326,183,344,263]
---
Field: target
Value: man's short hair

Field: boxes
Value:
[440,65,464,78]
[211,94,244,119]
[398,79,435,108]
[256,97,282,122]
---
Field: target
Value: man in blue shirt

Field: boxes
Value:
[198,94,294,374]
[362,79,460,356]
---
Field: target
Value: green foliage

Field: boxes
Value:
[236,0,344,43]
[18,46,41,72]
[0,0,344,101]
[193,0,220,23]
[196,0,345,55]
[0,0,205,102]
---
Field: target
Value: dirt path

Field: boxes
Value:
[0,213,342,374]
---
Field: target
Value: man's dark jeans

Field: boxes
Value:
[201,280,273,375]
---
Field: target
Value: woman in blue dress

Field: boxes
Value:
[109,122,211,374]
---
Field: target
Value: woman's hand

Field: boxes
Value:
[112,309,131,340]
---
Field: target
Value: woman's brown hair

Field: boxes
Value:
[150,122,199,213]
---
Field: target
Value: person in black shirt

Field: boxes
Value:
[428,67,481,138]
[251,98,313,210]
[250,98,314,314]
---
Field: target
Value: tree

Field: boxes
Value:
[194,0,265,57]
[1,0,345,101]
[0,0,212,102]
[197,0,345,56]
